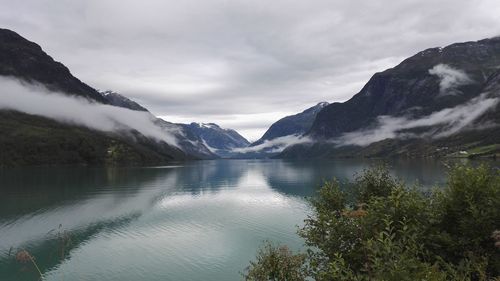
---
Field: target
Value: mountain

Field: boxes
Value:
[250,102,328,146]
[0,29,209,166]
[280,37,500,159]
[155,120,217,159]
[181,123,249,157]
[224,103,328,159]
[100,89,251,159]
[100,90,149,112]
[0,28,107,103]
[98,90,217,159]
[0,110,196,166]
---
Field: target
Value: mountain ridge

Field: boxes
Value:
[100,90,149,112]
[280,36,500,159]
[308,36,500,139]
[251,102,328,146]
[0,28,108,103]
[0,29,204,165]
[179,122,249,158]
[98,90,248,158]
[1,27,499,163]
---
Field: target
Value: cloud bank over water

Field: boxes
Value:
[232,135,311,154]
[0,77,179,146]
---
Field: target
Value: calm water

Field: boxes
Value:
[0,159,487,281]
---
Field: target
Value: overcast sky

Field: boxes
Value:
[1,0,500,140]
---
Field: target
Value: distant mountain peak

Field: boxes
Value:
[304,102,329,113]
[182,122,249,157]
[191,122,220,129]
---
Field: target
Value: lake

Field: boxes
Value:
[0,158,490,281]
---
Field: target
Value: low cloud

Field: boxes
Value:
[428,64,473,95]
[232,134,312,153]
[0,77,179,146]
[336,92,499,146]
[5,0,500,139]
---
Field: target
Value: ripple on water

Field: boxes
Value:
[1,159,460,281]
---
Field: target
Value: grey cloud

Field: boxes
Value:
[1,0,500,139]
[0,77,179,146]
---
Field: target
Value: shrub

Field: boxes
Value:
[431,165,500,275]
[243,242,307,281]
[245,164,500,280]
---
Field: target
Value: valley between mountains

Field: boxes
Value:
[1,28,499,166]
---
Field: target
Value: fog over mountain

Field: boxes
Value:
[250,102,328,146]
[2,0,500,140]
[0,77,180,146]
[335,92,499,147]
[279,36,500,159]
[428,64,473,95]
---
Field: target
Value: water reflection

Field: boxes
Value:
[0,159,495,281]
[259,158,452,197]
[0,166,177,220]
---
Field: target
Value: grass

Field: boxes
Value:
[446,143,500,158]
[467,144,500,154]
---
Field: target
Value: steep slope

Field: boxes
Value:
[99,90,216,159]
[155,120,217,159]
[280,37,500,159]
[0,110,192,166]
[251,102,328,146]
[181,123,249,157]
[0,28,107,103]
[310,37,500,139]
[0,29,200,166]
[183,122,249,150]
[100,90,149,112]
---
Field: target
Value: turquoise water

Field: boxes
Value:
[0,159,473,280]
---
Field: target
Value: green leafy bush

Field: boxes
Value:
[243,242,307,281]
[243,164,500,281]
